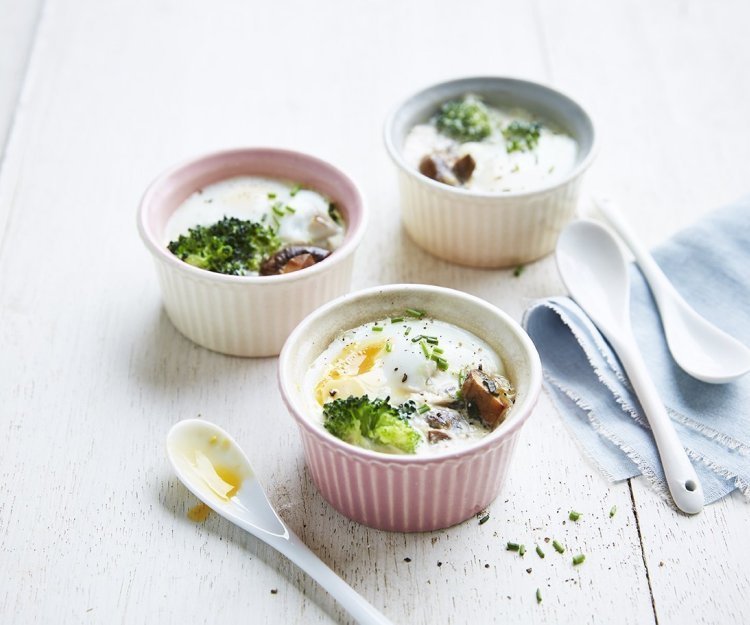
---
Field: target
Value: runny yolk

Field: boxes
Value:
[355,341,384,375]
[193,450,243,500]
[315,339,385,404]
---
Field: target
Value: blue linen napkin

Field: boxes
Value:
[523,197,750,505]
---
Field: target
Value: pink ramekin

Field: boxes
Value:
[137,148,367,357]
[278,284,542,532]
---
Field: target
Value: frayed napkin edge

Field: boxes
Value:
[525,298,750,505]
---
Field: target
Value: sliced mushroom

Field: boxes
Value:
[452,153,476,183]
[461,369,514,430]
[419,155,459,186]
[259,246,331,276]
[424,407,462,430]
[280,253,316,273]
[427,430,452,444]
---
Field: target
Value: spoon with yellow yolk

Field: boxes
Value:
[166,419,392,625]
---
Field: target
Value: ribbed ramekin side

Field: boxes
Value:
[398,172,583,268]
[154,255,354,357]
[297,422,526,532]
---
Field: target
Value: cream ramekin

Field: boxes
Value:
[138,148,367,357]
[384,76,597,268]
[278,284,542,532]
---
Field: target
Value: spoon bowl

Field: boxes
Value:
[597,198,750,384]
[556,220,704,514]
[167,419,286,537]
[166,419,393,625]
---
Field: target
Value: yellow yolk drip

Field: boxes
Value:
[187,502,212,522]
[315,339,385,405]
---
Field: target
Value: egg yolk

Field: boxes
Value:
[314,339,386,405]
[193,450,243,500]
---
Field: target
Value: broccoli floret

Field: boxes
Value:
[167,216,280,276]
[436,96,492,143]
[503,120,541,153]
[323,395,421,454]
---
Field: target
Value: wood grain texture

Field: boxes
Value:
[0,0,747,624]
[535,2,750,623]
[0,0,43,161]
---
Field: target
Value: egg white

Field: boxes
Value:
[304,316,504,422]
[164,176,344,255]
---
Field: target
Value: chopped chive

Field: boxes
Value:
[385,341,392,353]
[404,327,411,336]
[535,545,545,559]
[506,542,520,552]
[272,205,285,217]
[405,308,425,319]
[267,192,277,199]
[285,205,296,214]
[390,317,404,323]
[431,355,449,371]
[513,264,525,278]
[432,347,444,354]
[411,335,423,343]
[423,336,439,345]
[457,371,466,387]
[553,540,565,554]
[572,554,586,566]
[519,544,526,557]
[418,404,430,414]
[569,510,581,522]
[536,588,542,604]
[420,340,431,359]
[609,505,617,518]
[478,513,490,525]
[372,326,383,332]
[290,183,302,196]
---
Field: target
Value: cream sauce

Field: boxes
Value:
[303,315,511,455]
[403,101,578,193]
[164,176,344,272]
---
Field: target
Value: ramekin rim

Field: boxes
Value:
[278,283,543,464]
[136,147,368,285]
[383,75,598,200]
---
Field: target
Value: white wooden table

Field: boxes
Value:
[2,1,748,623]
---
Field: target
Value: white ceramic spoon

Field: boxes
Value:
[556,220,704,514]
[167,419,393,625]
[597,198,750,384]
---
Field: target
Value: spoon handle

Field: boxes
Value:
[264,529,394,625]
[596,198,680,300]
[609,331,705,514]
